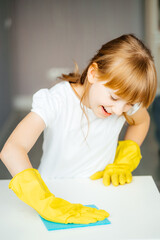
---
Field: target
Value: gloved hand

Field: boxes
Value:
[90,140,142,187]
[9,168,109,224]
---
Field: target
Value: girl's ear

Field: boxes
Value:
[87,62,98,84]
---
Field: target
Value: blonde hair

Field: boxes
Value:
[59,34,157,123]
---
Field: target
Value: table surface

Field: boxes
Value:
[0,176,160,240]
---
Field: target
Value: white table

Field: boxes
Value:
[0,176,160,240]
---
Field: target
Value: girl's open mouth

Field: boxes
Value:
[101,106,112,116]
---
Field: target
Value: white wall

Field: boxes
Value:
[10,0,144,107]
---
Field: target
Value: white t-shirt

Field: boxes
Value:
[31,81,140,180]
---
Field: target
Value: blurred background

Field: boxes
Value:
[0,0,160,190]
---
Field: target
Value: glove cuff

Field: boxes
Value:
[9,168,54,204]
[114,140,142,172]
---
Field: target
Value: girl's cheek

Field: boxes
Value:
[105,99,113,106]
[124,105,132,112]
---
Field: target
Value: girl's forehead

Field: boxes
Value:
[110,88,120,96]
[104,86,120,97]
[101,80,138,104]
[105,86,138,104]
[100,81,120,95]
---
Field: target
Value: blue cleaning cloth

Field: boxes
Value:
[39,205,111,231]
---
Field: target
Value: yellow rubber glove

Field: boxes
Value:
[90,140,142,187]
[9,168,109,224]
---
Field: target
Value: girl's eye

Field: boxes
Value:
[111,96,118,101]
[128,103,134,107]
[110,94,134,106]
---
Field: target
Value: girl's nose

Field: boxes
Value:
[112,102,126,116]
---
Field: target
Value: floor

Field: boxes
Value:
[0,109,160,192]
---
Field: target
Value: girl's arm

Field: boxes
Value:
[124,107,150,146]
[1,111,109,223]
[0,112,46,177]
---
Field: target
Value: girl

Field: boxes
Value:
[0,34,157,224]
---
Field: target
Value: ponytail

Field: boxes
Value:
[58,61,90,86]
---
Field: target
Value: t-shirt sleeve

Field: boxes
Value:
[126,103,141,116]
[31,89,59,127]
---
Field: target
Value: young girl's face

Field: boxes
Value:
[87,81,133,119]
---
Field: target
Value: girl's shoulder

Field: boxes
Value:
[49,80,69,93]
[31,81,71,127]
[49,81,80,104]
[33,81,70,104]
[31,81,77,127]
